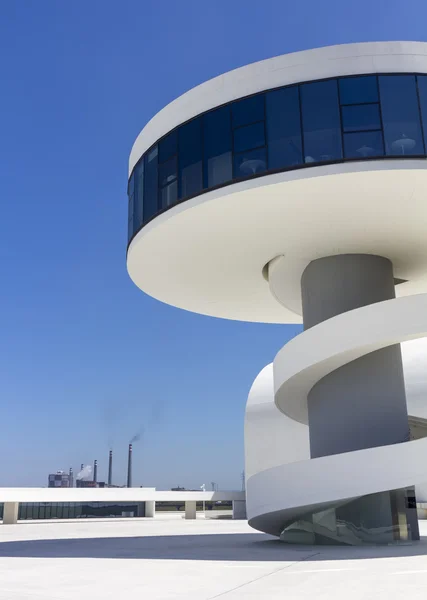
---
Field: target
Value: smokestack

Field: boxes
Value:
[127,444,132,488]
[81,463,84,471]
[69,467,74,488]
[108,450,113,486]
[93,459,98,483]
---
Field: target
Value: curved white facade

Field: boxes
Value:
[128,41,427,545]
[245,338,427,540]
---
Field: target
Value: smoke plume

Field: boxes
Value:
[77,465,92,480]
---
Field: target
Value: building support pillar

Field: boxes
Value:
[185,500,197,519]
[145,500,156,518]
[232,500,247,519]
[3,502,19,524]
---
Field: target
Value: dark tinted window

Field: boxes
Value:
[416,75,427,146]
[300,80,342,162]
[203,106,232,187]
[341,104,381,132]
[339,76,378,104]
[159,156,177,187]
[144,146,158,221]
[343,131,384,158]
[128,72,427,240]
[133,161,144,231]
[179,118,203,198]
[266,86,302,169]
[379,75,424,155]
[232,95,264,128]
[128,173,134,239]
[161,180,178,209]
[158,130,177,163]
[233,121,265,153]
[234,147,267,178]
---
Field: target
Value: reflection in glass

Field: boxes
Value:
[161,180,178,208]
[233,121,265,153]
[232,94,265,128]
[266,86,302,169]
[144,146,158,221]
[158,156,177,187]
[234,147,267,177]
[301,80,342,163]
[344,130,384,158]
[203,106,232,187]
[379,75,424,155]
[179,118,203,198]
[341,104,381,132]
[281,488,419,546]
[339,75,378,105]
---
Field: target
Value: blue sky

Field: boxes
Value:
[0,0,425,489]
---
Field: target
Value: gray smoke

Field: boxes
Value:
[130,426,145,444]
[77,465,92,480]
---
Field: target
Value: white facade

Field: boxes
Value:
[127,42,427,544]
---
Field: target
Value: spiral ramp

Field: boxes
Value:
[245,293,427,545]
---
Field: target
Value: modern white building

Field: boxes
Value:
[127,41,427,545]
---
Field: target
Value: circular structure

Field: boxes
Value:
[127,42,427,545]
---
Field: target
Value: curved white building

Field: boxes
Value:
[127,42,427,545]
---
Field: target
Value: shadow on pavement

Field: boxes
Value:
[0,533,426,561]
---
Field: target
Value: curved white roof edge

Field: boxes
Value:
[129,41,427,175]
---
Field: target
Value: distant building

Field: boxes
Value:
[76,480,106,488]
[48,471,72,488]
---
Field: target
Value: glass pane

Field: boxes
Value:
[203,106,232,187]
[234,147,267,178]
[158,156,177,187]
[158,130,177,163]
[144,146,158,221]
[343,131,384,158]
[39,506,45,519]
[232,94,265,128]
[266,86,303,169]
[379,75,424,155]
[161,180,178,208]
[179,118,203,198]
[339,76,378,105]
[133,160,144,231]
[233,121,265,153]
[341,104,381,132]
[301,80,342,163]
[416,75,427,149]
[128,193,134,241]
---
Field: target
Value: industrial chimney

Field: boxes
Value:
[93,459,98,483]
[127,444,132,488]
[69,467,74,488]
[108,450,113,486]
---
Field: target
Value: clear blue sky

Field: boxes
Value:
[0,0,424,489]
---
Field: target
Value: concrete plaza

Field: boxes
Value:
[0,514,426,599]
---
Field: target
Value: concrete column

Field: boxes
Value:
[185,501,197,520]
[232,500,247,520]
[145,500,155,518]
[3,502,19,524]
[301,254,418,543]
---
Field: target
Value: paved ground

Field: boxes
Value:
[0,514,426,599]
